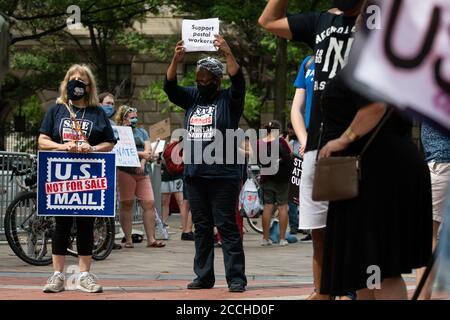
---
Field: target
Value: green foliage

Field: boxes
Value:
[11,95,45,129]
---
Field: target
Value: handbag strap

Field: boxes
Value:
[316,106,394,161]
[359,107,394,158]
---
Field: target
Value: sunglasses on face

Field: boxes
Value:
[123,107,138,117]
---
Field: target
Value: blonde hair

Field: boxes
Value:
[56,64,99,106]
[114,105,137,125]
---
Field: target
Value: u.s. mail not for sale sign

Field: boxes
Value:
[37,151,116,217]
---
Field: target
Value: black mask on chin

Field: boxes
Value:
[332,0,361,11]
[197,82,218,99]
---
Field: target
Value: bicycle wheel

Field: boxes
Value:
[4,192,54,266]
[92,217,115,261]
[243,209,263,234]
[65,217,115,261]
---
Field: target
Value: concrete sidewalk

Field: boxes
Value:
[0,214,441,300]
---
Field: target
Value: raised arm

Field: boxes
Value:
[166,40,185,81]
[258,0,293,39]
[164,40,195,109]
[213,34,239,76]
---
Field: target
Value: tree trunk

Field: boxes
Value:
[274,37,287,130]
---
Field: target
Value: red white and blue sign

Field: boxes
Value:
[37,151,116,217]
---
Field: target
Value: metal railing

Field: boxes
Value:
[0,151,34,234]
[0,152,165,236]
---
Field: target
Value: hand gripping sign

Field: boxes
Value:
[182,18,220,52]
[37,151,116,217]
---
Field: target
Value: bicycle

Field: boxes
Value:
[3,156,115,266]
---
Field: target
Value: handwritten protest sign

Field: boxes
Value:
[112,126,140,167]
[349,0,450,129]
[182,18,220,52]
[149,118,171,142]
[37,151,116,217]
[151,140,166,155]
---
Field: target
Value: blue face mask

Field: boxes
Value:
[101,104,115,118]
[129,118,138,128]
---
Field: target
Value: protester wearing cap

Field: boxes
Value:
[164,34,247,293]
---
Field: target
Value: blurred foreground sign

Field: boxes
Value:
[351,0,450,129]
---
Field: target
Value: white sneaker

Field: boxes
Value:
[260,239,272,246]
[43,273,65,293]
[77,273,103,293]
[279,240,289,246]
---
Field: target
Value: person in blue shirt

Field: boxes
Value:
[292,55,315,148]
[416,122,450,299]
[164,34,247,293]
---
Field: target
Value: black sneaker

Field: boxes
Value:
[187,281,214,290]
[181,232,194,241]
[300,234,312,243]
[289,227,298,235]
[229,283,246,292]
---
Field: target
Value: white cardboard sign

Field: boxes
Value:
[112,126,140,167]
[182,18,220,52]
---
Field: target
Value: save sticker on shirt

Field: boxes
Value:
[60,118,93,143]
[187,105,216,141]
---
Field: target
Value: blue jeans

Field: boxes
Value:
[288,201,299,230]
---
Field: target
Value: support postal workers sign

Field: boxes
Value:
[37,151,116,217]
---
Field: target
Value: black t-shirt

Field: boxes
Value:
[320,72,412,154]
[288,12,357,152]
[163,69,245,180]
[39,104,116,146]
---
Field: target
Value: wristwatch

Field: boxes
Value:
[344,127,359,142]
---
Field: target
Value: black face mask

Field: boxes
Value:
[197,82,218,99]
[332,0,361,11]
[67,79,87,101]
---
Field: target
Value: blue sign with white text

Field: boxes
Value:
[37,151,116,217]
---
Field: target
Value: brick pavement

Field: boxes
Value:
[0,214,445,300]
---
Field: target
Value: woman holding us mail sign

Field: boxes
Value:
[38,64,116,294]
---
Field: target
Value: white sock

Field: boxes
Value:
[80,272,90,277]
[54,271,65,278]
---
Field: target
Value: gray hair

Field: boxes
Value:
[197,57,224,78]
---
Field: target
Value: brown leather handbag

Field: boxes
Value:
[312,108,393,202]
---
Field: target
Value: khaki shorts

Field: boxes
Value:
[261,180,289,205]
[429,162,450,223]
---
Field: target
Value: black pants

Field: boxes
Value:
[52,217,95,256]
[187,177,247,287]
